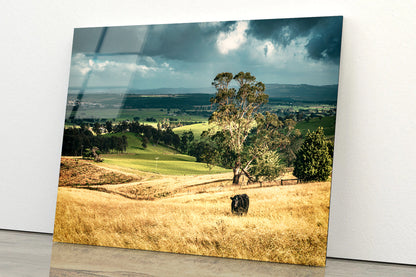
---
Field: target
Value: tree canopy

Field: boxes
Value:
[208,72,287,185]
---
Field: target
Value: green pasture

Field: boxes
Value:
[102,132,229,175]
[296,116,336,137]
[267,103,335,113]
[66,107,120,121]
[173,122,210,140]
[67,107,208,123]
[102,154,229,175]
[117,108,207,122]
[173,116,336,139]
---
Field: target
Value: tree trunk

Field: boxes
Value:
[232,166,241,185]
[232,173,241,185]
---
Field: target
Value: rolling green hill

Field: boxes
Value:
[100,114,335,175]
[102,132,229,175]
[104,132,177,154]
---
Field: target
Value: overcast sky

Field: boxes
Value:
[68,16,343,91]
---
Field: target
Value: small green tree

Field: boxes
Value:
[93,122,102,135]
[248,146,282,183]
[142,136,149,149]
[246,112,285,184]
[82,147,103,162]
[105,121,113,133]
[293,127,332,182]
[180,130,194,153]
[82,148,93,159]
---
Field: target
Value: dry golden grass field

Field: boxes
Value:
[54,158,331,266]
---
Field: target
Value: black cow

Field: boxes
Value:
[230,194,249,215]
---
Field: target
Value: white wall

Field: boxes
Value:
[0,0,415,265]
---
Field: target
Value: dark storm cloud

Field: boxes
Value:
[248,17,322,46]
[71,17,342,63]
[249,16,343,63]
[71,22,236,61]
[69,17,343,89]
[305,17,343,63]
[140,21,235,61]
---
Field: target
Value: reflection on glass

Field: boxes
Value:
[50,242,326,277]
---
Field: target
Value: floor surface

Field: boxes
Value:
[1,229,415,277]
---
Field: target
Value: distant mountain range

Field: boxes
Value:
[127,84,339,103]
[265,84,338,103]
[69,83,339,103]
[126,87,216,95]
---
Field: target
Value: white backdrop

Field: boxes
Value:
[0,0,415,265]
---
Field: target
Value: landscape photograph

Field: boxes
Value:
[53,16,343,266]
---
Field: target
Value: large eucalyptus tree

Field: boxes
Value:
[209,72,285,185]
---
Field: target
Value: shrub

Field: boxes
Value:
[293,127,332,182]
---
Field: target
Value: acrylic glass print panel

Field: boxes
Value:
[54,16,343,266]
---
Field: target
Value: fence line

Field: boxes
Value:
[280,178,300,186]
